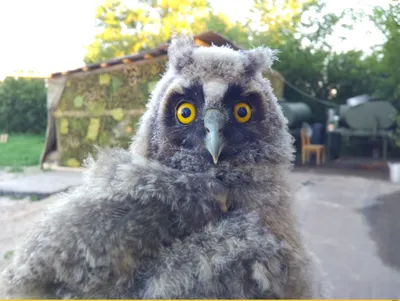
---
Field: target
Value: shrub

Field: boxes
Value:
[0,77,47,134]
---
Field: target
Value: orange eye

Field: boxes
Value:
[176,102,196,124]
[234,102,252,123]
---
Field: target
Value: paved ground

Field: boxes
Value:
[0,166,42,182]
[0,169,82,199]
[0,167,399,298]
[292,168,400,299]
[0,195,60,270]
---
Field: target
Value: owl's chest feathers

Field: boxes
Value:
[229,178,303,251]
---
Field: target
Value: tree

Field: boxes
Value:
[84,0,394,121]
[206,13,250,48]
[0,77,47,134]
[369,2,400,103]
[248,0,319,48]
[272,35,329,100]
[87,0,323,63]
[247,0,356,50]
[325,51,382,103]
[85,0,222,63]
[85,0,341,62]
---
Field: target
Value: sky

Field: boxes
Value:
[0,0,392,79]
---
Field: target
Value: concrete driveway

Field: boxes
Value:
[292,168,400,299]
[0,168,399,298]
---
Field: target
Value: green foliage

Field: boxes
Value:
[273,36,329,100]
[272,38,330,122]
[206,13,250,48]
[276,44,383,104]
[82,0,400,146]
[249,0,320,48]
[8,166,24,173]
[297,2,360,50]
[3,250,14,260]
[369,3,400,103]
[85,0,213,63]
[84,0,375,108]
[0,134,45,167]
[325,51,381,102]
[0,77,47,134]
[394,115,400,149]
[248,1,379,111]
[366,3,400,147]
[29,194,41,202]
[85,0,323,62]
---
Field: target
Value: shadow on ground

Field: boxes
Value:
[360,190,400,271]
[293,165,389,181]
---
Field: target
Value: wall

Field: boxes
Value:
[54,58,166,167]
[54,58,284,167]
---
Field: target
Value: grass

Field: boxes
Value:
[8,166,25,173]
[3,250,14,260]
[0,134,45,167]
[8,194,44,201]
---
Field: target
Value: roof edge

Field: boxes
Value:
[50,31,241,78]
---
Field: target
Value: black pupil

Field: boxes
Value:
[181,107,191,118]
[237,107,248,118]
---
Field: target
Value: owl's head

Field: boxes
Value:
[131,35,294,179]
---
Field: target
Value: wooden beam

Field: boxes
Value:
[194,38,210,47]
[52,109,146,118]
[159,44,168,51]
[42,162,86,172]
[122,58,133,64]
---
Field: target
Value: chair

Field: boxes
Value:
[300,128,325,166]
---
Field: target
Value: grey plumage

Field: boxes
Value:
[0,34,328,299]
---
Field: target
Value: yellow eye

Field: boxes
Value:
[234,102,252,123]
[176,102,196,124]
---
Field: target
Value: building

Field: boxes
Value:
[40,31,284,168]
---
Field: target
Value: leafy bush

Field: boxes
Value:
[0,77,47,134]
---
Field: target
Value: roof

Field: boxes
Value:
[50,31,240,78]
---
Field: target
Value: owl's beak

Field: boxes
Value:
[204,109,226,164]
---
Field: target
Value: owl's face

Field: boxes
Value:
[131,36,294,180]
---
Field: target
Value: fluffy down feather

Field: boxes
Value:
[0,34,329,299]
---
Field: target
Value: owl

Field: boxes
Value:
[0,35,328,299]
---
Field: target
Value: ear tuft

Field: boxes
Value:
[168,34,196,72]
[242,46,278,75]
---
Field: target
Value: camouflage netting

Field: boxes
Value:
[54,58,166,167]
[54,57,284,167]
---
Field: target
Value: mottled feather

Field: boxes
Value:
[0,34,329,299]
